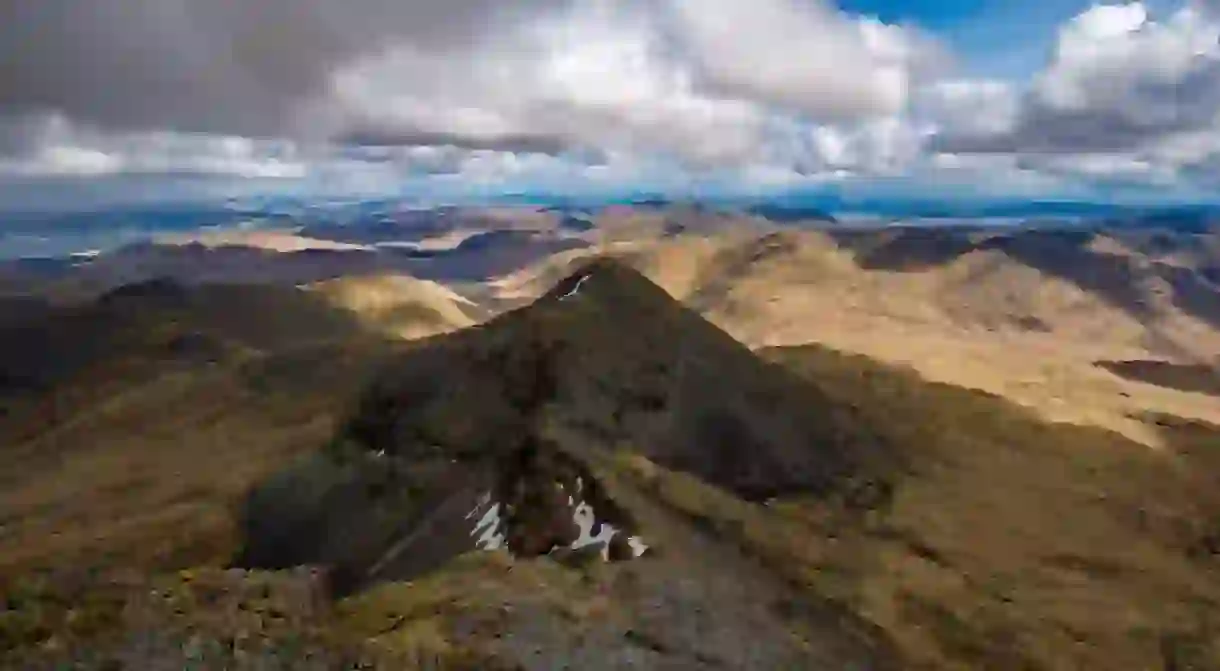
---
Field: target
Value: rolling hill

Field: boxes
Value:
[307,274,487,340]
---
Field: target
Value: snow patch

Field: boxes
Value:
[466,491,505,551]
[628,537,650,558]
[465,486,649,560]
[569,498,648,560]
[471,504,505,551]
[557,274,591,301]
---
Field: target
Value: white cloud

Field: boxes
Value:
[929,1,1220,186]
[297,0,773,166]
[0,0,949,193]
[11,0,1220,198]
[661,0,943,121]
[26,147,123,177]
[0,0,566,138]
[1023,153,1166,180]
[0,114,310,179]
[1034,2,1220,120]
[314,0,941,169]
[798,118,929,173]
[920,79,1019,137]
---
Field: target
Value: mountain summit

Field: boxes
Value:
[350,257,897,497]
[234,256,903,667]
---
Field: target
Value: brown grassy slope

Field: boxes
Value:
[0,282,398,581]
[4,256,1219,669]
[716,229,1220,445]
[755,344,1220,670]
[7,334,1212,668]
[229,257,925,668]
[240,258,1220,669]
[3,260,914,670]
[1,565,516,670]
[307,273,485,340]
[302,330,1220,670]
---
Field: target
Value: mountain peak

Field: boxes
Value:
[539,256,665,303]
[347,252,896,499]
[238,254,901,593]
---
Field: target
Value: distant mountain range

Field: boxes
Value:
[5,195,1218,261]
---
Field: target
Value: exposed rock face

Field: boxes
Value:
[467,443,650,561]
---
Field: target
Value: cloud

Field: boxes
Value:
[919,79,1019,138]
[0,0,562,137]
[933,1,1220,169]
[313,1,770,165]
[13,0,1220,198]
[314,0,944,167]
[663,0,947,121]
[0,115,309,178]
[0,0,943,174]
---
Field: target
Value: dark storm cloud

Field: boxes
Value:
[0,116,45,155]
[0,0,562,138]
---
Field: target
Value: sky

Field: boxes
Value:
[2,0,1220,211]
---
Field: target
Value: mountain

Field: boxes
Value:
[0,258,907,669]
[0,279,375,398]
[229,258,1220,669]
[0,294,50,329]
[3,255,1220,669]
[392,229,590,281]
[4,214,1220,669]
[233,257,905,666]
[760,345,1220,671]
[0,280,403,582]
[307,273,486,340]
[16,242,393,300]
[489,223,1220,446]
[8,227,592,300]
[694,226,1220,444]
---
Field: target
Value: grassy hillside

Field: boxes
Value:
[761,344,1220,670]
[308,273,485,340]
[0,281,400,583]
